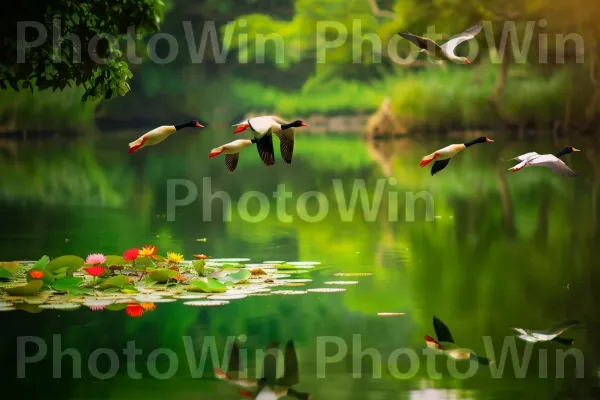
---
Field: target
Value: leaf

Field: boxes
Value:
[33,255,50,270]
[52,277,84,292]
[0,269,13,281]
[98,275,130,290]
[193,260,205,275]
[0,261,19,275]
[5,280,43,296]
[219,263,245,269]
[120,285,139,294]
[149,268,178,283]
[276,264,298,270]
[105,303,128,311]
[105,255,127,266]
[46,255,85,274]
[187,278,227,293]
[219,269,251,284]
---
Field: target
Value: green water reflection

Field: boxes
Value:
[0,132,599,399]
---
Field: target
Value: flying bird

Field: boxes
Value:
[398,22,483,64]
[508,146,581,177]
[420,136,494,175]
[128,120,203,153]
[208,139,257,172]
[215,340,311,400]
[425,316,494,365]
[512,320,580,345]
[232,116,308,166]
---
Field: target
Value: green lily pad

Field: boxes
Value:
[219,269,251,284]
[275,264,297,270]
[193,259,206,275]
[0,261,19,275]
[104,255,128,266]
[52,277,84,292]
[149,268,178,283]
[187,278,227,293]
[32,255,50,270]
[98,275,131,290]
[26,268,55,286]
[121,285,139,294]
[105,303,128,311]
[0,268,13,281]
[14,303,43,313]
[5,280,43,296]
[46,255,85,275]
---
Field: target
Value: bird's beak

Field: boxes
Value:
[465,59,471,64]
[573,148,581,152]
[208,149,223,158]
[301,122,309,127]
[486,138,494,142]
[233,124,248,134]
[195,122,204,128]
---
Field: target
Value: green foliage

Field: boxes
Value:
[45,255,85,274]
[0,0,166,101]
[149,268,178,283]
[193,260,206,276]
[52,277,84,292]
[5,280,43,296]
[98,275,130,290]
[219,270,252,284]
[105,255,128,266]
[0,262,19,278]
[187,278,227,293]
[32,256,50,270]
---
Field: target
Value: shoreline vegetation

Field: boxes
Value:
[1,62,595,139]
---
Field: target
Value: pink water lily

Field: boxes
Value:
[85,253,106,265]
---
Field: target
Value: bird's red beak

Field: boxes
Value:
[208,149,223,158]
[486,137,494,142]
[301,122,309,127]
[233,124,249,134]
[465,59,471,64]
[195,122,204,128]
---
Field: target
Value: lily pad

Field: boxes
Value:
[175,294,209,299]
[334,272,372,277]
[219,269,251,284]
[14,303,43,313]
[0,261,19,275]
[120,285,139,294]
[46,255,85,275]
[324,281,359,285]
[148,269,178,283]
[307,288,346,293]
[183,300,229,307]
[210,258,250,263]
[208,294,247,300]
[275,264,297,270]
[104,255,128,266]
[286,261,321,266]
[105,303,128,311]
[0,306,16,312]
[271,290,308,295]
[5,280,43,296]
[0,268,14,280]
[51,277,83,292]
[39,303,81,311]
[187,278,227,293]
[98,275,131,290]
[32,255,50,270]
[193,260,206,275]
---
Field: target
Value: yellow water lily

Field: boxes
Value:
[138,245,157,257]
[166,252,184,264]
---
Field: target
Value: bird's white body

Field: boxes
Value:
[129,125,176,151]
[255,387,287,400]
[421,144,466,166]
[509,154,578,177]
[241,116,283,138]
[212,139,254,155]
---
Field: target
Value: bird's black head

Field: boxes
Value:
[175,120,204,130]
[291,120,309,128]
[464,136,494,147]
[554,146,581,158]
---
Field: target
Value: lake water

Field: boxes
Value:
[1,131,599,399]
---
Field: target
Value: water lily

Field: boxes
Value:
[89,305,105,311]
[84,265,105,278]
[29,270,44,279]
[85,253,106,265]
[139,246,157,258]
[193,254,210,259]
[140,302,156,311]
[167,252,184,264]
[123,248,139,261]
[125,302,145,318]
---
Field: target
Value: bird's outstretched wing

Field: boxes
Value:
[431,159,451,175]
[255,133,276,166]
[440,22,483,56]
[507,152,539,162]
[274,129,294,164]
[398,31,443,56]
[470,352,494,366]
[225,153,239,172]
[529,155,579,177]
[433,316,455,343]
[277,340,299,386]
[549,320,580,335]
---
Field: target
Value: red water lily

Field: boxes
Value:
[29,270,44,279]
[126,302,145,318]
[193,254,210,260]
[123,248,139,261]
[84,265,105,277]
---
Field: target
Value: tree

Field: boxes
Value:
[0,0,165,101]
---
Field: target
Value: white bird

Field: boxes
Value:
[512,320,579,345]
[420,136,494,175]
[232,116,308,166]
[215,340,310,400]
[508,146,581,177]
[398,22,483,64]
[128,120,203,153]
[208,139,257,172]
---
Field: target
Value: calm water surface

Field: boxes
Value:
[1,131,599,399]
